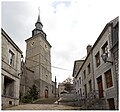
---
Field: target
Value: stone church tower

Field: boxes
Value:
[25,12,52,98]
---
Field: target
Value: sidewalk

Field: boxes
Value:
[3,104,80,110]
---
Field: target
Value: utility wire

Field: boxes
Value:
[26,58,72,71]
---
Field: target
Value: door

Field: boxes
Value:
[45,89,48,98]
[97,76,103,98]
[108,98,115,110]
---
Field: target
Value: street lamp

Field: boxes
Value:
[101,53,113,65]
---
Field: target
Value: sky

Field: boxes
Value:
[1,0,119,84]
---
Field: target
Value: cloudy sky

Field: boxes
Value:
[1,0,119,84]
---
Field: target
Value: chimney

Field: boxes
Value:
[87,45,92,54]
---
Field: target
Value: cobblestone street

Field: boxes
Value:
[4,104,80,110]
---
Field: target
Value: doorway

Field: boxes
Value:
[45,89,48,98]
[107,98,115,110]
[97,76,104,98]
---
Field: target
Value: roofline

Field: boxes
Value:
[75,52,91,78]
[91,16,119,51]
[91,23,111,50]
[72,60,84,77]
[1,28,23,54]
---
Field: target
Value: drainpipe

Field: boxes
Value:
[55,76,56,98]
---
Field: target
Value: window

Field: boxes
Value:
[105,69,113,88]
[4,77,14,97]
[9,50,15,66]
[77,80,79,87]
[74,81,76,87]
[102,42,108,54]
[95,52,100,67]
[79,77,81,85]
[84,84,87,98]
[80,88,82,97]
[89,80,92,91]
[9,101,12,105]
[78,90,79,95]
[83,70,86,79]
[87,63,91,74]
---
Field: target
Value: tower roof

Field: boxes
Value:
[37,14,41,23]
[35,7,43,27]
[32,8,45,37]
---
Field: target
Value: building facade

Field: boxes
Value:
[24,13,53,98]
[1,28,22,107]
[73,46,96,108]
[92,20,115,109]
[73,17,119,110]
[72,60,84,95]
[92,17,118,109]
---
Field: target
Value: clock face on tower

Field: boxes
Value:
[45,44,48,51]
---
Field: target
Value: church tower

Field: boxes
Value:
[25,9,52,98]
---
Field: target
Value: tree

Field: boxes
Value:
[63,77,73,93]
[28,84,38,100]
[21,84,38,103]
[63,77,73,84]
[64,83,73,93]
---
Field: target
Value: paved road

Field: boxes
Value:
[4,104,80,110]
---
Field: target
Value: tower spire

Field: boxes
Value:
[37,7,41,22]
[32,8,46,38]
